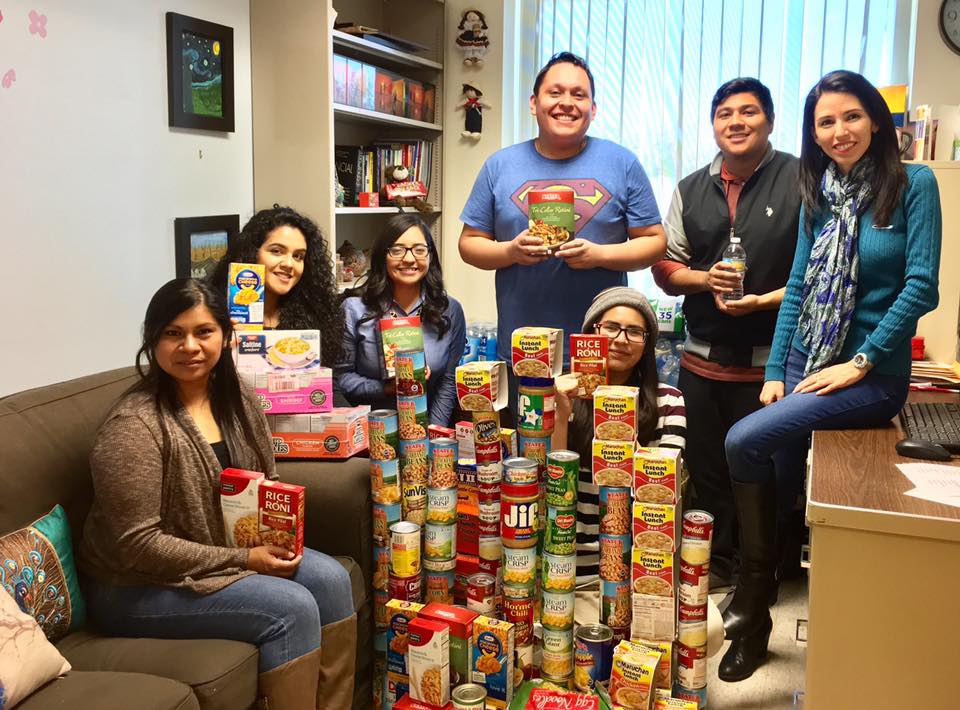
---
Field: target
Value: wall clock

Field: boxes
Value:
[941,0,960,56]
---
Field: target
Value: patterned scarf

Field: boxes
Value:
[797,158,874,375]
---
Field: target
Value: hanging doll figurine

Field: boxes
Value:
[459,83,490,140]
[456,9,490,65]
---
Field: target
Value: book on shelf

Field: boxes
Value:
[362,64,376,112]
[346,59,363,108]
[335,140,435,207]
[335,145,363,206]
[333,55,347,105]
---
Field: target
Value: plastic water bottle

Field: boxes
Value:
[477,325,489,361]
[461,324,481,364]
[483,324,498,361]
[722,230,746,301]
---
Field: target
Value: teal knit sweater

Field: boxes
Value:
[766,163,941,381]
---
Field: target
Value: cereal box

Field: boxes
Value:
[593,385,639,442]
[472,616,515,709]
[511,327,563,378]
[633,448,681,504]
[608,641,661,710]
[220,468,264,547]
[592,439,636,488]
[228,263,265,330]
[408,617,450,707]
[386,600,425,676]
[267,406,369,458]
[258,480,305,557]
[456,361,508,411]
[632,502,680,553]
[381,317,425,378]
[420,603,478,687]
[527,189,575,252]
[570,334,610,397]
[236,330,332,414]
[630,639,674,690]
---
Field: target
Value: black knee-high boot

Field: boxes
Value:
[719,478,777,682]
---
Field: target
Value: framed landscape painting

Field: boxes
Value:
[166,12,235,132]
[174,214,240,280]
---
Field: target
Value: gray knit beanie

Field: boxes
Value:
[581,286,659,342]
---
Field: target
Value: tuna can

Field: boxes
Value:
[502,545,538,586]
[540,589,575,630]
[394,348,427,397]
[598,533,631,583]
[676,641,708,690]
[517,377,557,434]
[388,570,421,602]
[423,521,456,561]
[574,623,613,691]
[679,559,710,607]
[541,552,576,593]
[368,409,399,461]
[423,567,455,605]
[681,509,714,566]
[503,595,535,646]
[389,520,420,576]
[466,572,497,615]
[544,505,577,556]
[428,437,458,488]
[503,456,540,484]
[451,683,487,710]
[501,481,539,547]
[541,625,574,678]
[600,579,632,629]
[426,487,458,524]
[545,450,579,507]
[598,486,632,535]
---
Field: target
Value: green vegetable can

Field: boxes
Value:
[543,505,577,556]
[545,450,579,507]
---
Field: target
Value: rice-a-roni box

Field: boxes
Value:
[472,616,515,709]
[220,468,264,547]
[267,406,370,458]
[570,333,609,397]
[633,448,681,505]
[593,385,639,442]
[236,329,332,414]
[258,480,305,557]
[407,617,450,706]
[511,327,563,378]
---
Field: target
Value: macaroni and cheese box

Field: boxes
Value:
[570,334,609,397]
[633,448,682,504]
[472,616,515,709]
[511,327,563,378]
[228,263,265,330]
[220,468,264,547]
[258,480,305,557]
[267,406,370,458]
[407,617,450,706]
[236,329,332,414]
[381,317,424,378]
[386,600,425,676]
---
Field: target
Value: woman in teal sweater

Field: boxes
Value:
[719,70,941,682]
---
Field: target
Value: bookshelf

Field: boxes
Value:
[251,0,445,269]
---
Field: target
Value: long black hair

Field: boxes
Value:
[133,278,270,473]
[359,214,451,336]
[209,205,343,365]
[799,70,906,232]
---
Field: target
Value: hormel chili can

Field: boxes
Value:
[503,595,535,646]
[388,570,421,602]
[681,510,714,566]
[676,641,708,689]
[501,482,539,547]
[679,559,710,607]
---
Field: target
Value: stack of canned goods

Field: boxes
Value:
[423,437,458,604]
[674,509,714,708]
[598,485,633,642]
[472,411,504,594]
[370,409,402,643]
[396,349,430,526]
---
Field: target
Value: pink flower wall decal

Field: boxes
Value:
[2,69,15,89]
[29,9,47,38]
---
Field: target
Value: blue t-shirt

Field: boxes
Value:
[460,138,661,360]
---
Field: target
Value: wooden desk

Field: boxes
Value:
[805,393,960,709]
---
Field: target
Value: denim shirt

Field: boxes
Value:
[336,293,466,426]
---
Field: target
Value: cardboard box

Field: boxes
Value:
[456,361,508,411]
[393,696,452,710]
[258,480,305,557]
[362,63,376,111]
[267,406,369,458]
[220,468,264,547]
[376,70,395,113]
[455,421,475,458]
[346,58,363,107]
[634,448,681,504]
[422,84,436,123]
[632,501,680,553]
[592,438,636,488]
[380,317,424,378]
[408,617,450,706]
[236,330,332,413]
[593,385,639,442]
[570,334,609,396]
[406,80,424,120]
[511,327,563,378]
[386,600,425,676]
[472,617,515,709]
[228,263,265,330]
[419,603,478,688]
[332,54,347,104]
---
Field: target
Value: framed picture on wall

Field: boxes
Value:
[174,214,240,280]
[166,12,235,132]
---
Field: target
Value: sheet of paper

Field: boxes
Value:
[896,463,960,494]
[903,487,960,509]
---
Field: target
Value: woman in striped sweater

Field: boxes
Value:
[551,287,687,588]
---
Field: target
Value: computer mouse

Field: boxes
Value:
[895,438,953,462]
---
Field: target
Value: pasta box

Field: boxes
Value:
[267,406,370,458]
[220,468,264,547]
[527,189,575,253]
[380,317,424,378]
[235,329,332,413]
[227,263,265,330]
[407,617,450,706]
[258,479,305,557]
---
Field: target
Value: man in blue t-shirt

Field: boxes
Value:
[459,52,666,365]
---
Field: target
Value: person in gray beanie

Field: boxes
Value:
[552,286,687,591]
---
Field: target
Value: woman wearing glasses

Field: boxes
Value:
[336,214,466,425]
[551,287,687,588]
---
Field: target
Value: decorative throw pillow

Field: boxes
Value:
[0,589,71,707]
[0,505,86,642]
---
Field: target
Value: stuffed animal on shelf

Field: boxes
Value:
[381,165,432,212]
[456,9,490,65]
[459,83,490,140]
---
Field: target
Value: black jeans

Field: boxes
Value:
[678,366,763,581]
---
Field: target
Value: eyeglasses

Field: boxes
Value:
[387,244,430,260]
[595,321,648,343]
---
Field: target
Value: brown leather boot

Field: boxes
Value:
[317,613,357,710]
[258,647,322,710]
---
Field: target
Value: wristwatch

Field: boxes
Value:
[852,352,872,370]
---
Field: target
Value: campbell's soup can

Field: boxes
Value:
[428,437,458,488]
[475,441,503,465]
[368,409,399,461]
[574,623,613,691]
[501,481,539,547]
[503,595,535,646]
[478,535,501,562]
[679,559,710,607]
[388,570,421,602]
[504,456,539,484]
[681,509,714,565]
[678,604,708,648]
[466,572,497,615]
[476,459,503,484]
[676,641,708,689]
[389,521,420,576]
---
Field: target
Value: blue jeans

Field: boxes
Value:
[725,347,908,503]
[83,548,354,672]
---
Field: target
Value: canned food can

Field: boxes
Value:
[678,605,708,648]
[368,409,399,461]
[518,433,550,471]
[517,377,557,434]
[539,671,573,689]
[471,411,502,446]
[397,395,429,441]
[474,440,503,465]
[478,480,501,504]
[372,545,389,590]
[370,457,400,505]
[423,556,457,572]
[466,572,497,615]
[389,521,420,576]
[679,559,710,607]
[394,348,427,397]
[400,481,427,525]
[540,589,575,629]
[423,567,455,605]
[544,505,577,556]
[399,438,429,483]
[451,683,487,709]
[428,437,458,488]
[502,545,538,586]
[598,533,631,582]
[478,516,499,538]
[426,487,458,524]
[388,570,421,602]
[373,587,390,632]
[478,535,501,562]
[545,450,579,507]
[541,626,574,678]
[423,521,456,560]
[673,683,708,708]
[609,625,630,645]
[681,510,714,566]
[574,623,614,691]
[600,579,631,629]
[598,486,632,535]
[457,458,478,487]
[503,595,535,646]
[372,501,402,548]
[501,482,539,547]
[541,552,576,593]
[478,498,501,526]
[503,456,539,484]
[676,641,708,689]
[476,460,503,484]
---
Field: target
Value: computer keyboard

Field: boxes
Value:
[899,402,960,453]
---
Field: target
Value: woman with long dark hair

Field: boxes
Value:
[336,214,466,426]
[79,279,357,709]
[550,287,686,588]
[720,70,941,682]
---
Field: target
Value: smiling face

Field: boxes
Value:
[257,225,307,297]
[530,62,596,148]
[386,225,430,289]
[813,91,877,174]
[712,92,772,163]
[154,304,224,388]
[597,305,649,376]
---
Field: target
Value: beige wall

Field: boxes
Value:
[911,0,960,107]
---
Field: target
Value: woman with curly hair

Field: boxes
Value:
[210,205,343,367]
[336,214,465,426]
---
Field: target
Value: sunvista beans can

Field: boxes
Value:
[598,533,631,583]
[601,579,632,629]
[574,623,614,691]
[394,348,427,397]
[370,456,400,505]
[401,480,427,525]
[503,456,539,484]
[399,438,429,484]
[545,450,579,507]
[451,683,487,709]
[428,437,458,488]
[368,409,399,461]
[544,505,577,556]
[372,500,401,548]
[517,432,550,472]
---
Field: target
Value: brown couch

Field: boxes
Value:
[0,368,373,709]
